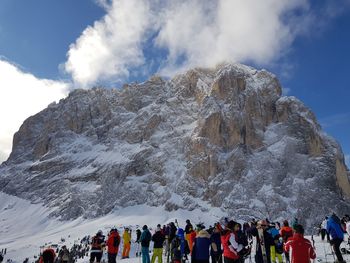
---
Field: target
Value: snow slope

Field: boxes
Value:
[1,192,350,263]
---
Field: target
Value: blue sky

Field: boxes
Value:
[0,0,349,165]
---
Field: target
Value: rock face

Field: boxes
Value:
[1,63,349,229]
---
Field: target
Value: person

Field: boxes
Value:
[0,253,3,263]
[141,225,152,263]
[220,221,242,263]
[279,220,293,262]
[185,220,194,253]
[107,228,120,263]
[267,223,282,263]
[320,216,330,242]
[192,225,211,263]
[39,247,56,263]
[136,229,142,257]
[58,245,70,263]
[90,230,105,263]
[327,213,345,263]
[210,223,222,263]
[251,220,274,263]
[151,225,165,263]
[284,224,316,263]
[122,228,131,259]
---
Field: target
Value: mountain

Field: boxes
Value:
[1,63,349,229]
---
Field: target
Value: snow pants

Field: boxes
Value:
[142,246,151,263]
[332,238,344,263]
[108,253,117,263]
[122,243,131,258]
[151,248,163,263]
[270,246,282,263]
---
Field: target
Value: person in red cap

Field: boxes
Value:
[284,224,316,263]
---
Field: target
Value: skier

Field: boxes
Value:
[90,230,105,263]
[220,221,242,263]
[251,220,274,263]
[151,224,165,263]
[39,247,56,263]
[0,252,3,263]
[185,220,194,253]
[267,223,282,263]
[284,224,316,263]
[192,225,211,263]
[107,228,120,263]
[279,220,293,262]
[122,228,131,259]
[136,229,142,257]
[320,216,330,242]
[141,225,152,263]
[58,245,70,263]
[327,213,345,263]
[210,223,222,263]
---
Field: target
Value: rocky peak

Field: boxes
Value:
[1,63,349,229]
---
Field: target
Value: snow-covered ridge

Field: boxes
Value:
[0,63,349,231]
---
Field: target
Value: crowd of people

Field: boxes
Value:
[5,213,350,263]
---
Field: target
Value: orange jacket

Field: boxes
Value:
[280,226,293,242]
[107,231,121,254]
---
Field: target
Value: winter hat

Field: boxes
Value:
[143,225,148,230]
[186,219,190,224]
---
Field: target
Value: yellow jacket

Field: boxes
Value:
[123,230,131,244]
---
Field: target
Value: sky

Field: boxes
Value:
[0,0,349,166]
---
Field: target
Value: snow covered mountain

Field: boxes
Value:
[1,63,349,229]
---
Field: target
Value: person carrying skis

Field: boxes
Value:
[327,213,345,263]
[284,224,316,263]
[122,228,131,259]
[192,224,211,263]
[90,230,105,263]
[39,247,56,263]
[251,220,274,263]
[141,225,152,263]
[151,224,165,263]
[220,221,242,263]
[107,228,120,263]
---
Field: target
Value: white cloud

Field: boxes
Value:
[65,0,154,88]
[0,59,69,163]
[65,0,315,86]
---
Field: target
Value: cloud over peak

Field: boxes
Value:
[65,0,313,88]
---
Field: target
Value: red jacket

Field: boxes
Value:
[284,233,316,263]
[221,231,240,260]
[39,248,56,263]
[107,231,120,254]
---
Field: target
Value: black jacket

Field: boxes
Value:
[152,231,165,248]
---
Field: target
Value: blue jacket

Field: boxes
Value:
[327,215,344,240]
[267,227,280,239]
[194,230,211,261]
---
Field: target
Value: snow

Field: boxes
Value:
[1,192,350,263]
